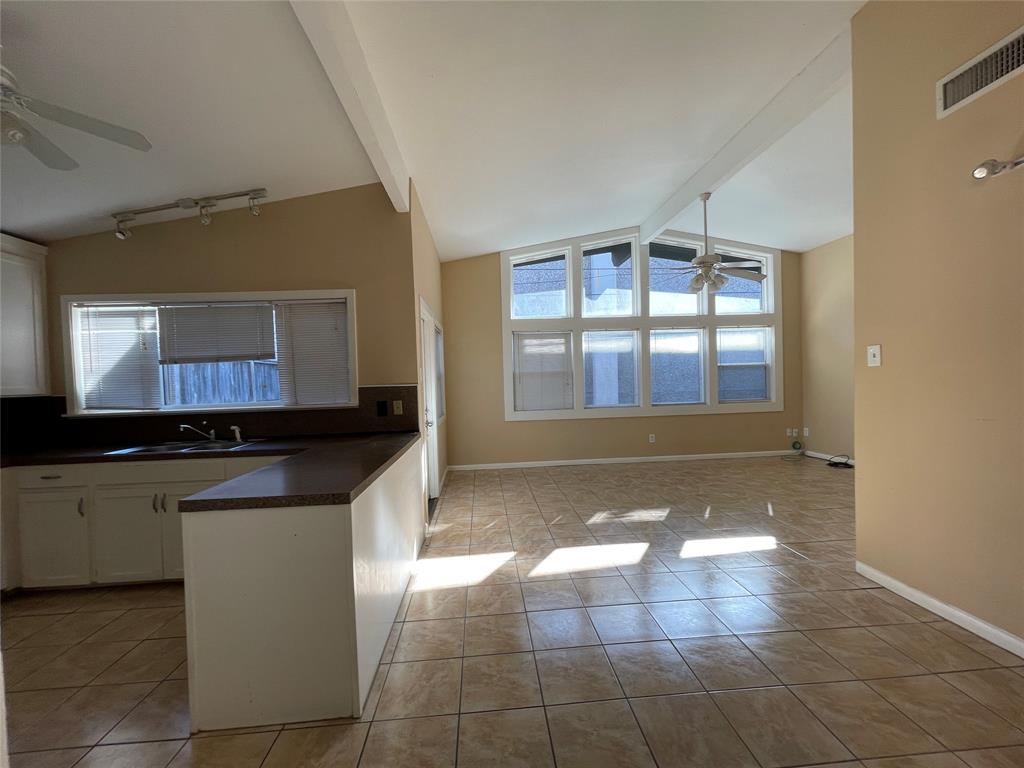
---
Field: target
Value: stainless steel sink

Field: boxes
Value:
[105,440,252,456]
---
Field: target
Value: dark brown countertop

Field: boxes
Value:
[178,432,420,511]
[2,432,421,510]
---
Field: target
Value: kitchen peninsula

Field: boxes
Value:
[178,432,424,732]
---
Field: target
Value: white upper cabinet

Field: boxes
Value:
[1,234,49,396]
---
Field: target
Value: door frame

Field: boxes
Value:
[419,298,444,499]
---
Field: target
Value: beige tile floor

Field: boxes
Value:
[4,456,1024,767]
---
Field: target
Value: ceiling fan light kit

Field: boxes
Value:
[971,157,1023,179]
[109,188,268,239]
[671,192,769,293]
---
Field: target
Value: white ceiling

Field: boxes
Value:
[0,1,378,242]
[346,0,861,260]
[671,83,853,252]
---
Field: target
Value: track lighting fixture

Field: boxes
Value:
[971,157,1023,180]
[112,214,134,241]
[110,187,268,239]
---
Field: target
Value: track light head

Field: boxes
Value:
[971,157,1023,180]
[112,214,134,241]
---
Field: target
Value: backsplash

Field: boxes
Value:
[0,386,418,454]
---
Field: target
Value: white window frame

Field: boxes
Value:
[61,289,358,416]
[501,226,783,421]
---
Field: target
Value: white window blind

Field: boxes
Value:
[513,331,573,411]
[76,305,161,410]
[157,304,276,364]
[277,300,351,406]
[68,293,356,413]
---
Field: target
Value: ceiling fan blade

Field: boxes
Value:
[716,259,763,269]
[719,267,767,283]
[663,265,700,272]
[2,112,78,170]
[18,94,151,151]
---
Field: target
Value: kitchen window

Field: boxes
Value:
[62,290,357,415]
[501,227,782,420]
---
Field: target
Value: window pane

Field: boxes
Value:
[76,305,161,410]
[435,327,446,419]
[513,332,573,411]
[582,242,633,317]
[649,242,699,315]
[715,255,765,314]
[512,254,567,318]
[650,329,703,405]
[584,330,638,408]
[717,327,770,402]
[162,360,280,406]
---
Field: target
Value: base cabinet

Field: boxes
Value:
[160,482,211,579]
[92,486,164,583]
[12,457,283,588]
[19,489,90,587]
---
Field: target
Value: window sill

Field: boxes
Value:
[504,400,783,422]
[63,402,360,418]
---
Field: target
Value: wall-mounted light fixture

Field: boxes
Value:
[110,188,267,239]
[971,157,1023,180]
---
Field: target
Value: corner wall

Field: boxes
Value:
[853,1,1023,638]
[801,235,854,459]
[441,251,803,467]
[410,182,447,481]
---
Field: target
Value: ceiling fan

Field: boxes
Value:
[1,63,151,171]
[672,192,767,293]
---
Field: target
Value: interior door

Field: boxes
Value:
[160,481,212,579]
[420,303,442,499]
[92,485,164,583]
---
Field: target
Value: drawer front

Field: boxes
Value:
[91,459,225,486]
[18,465,93,489]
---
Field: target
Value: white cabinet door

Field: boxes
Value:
[92,485,164,583]
[0,239,49,397]
[160,482,211,579]
[18,489,90,587]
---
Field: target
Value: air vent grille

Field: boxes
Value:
[937,27,1024,118]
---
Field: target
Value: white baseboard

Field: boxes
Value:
[856,561,1024,658]
[805,450,855,465]
[449,449,794,471]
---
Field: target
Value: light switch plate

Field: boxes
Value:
[393,400,404,415]
[867,344,882,367]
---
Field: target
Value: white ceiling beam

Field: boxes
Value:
[639,29,851,244]
[290,1,410,212]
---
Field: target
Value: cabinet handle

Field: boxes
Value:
[77,497,85,517]
[152,493,159,513]
[161,493,167,513]
[40,474,62,480]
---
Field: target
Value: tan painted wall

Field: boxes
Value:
[853,1,1024,637]
[801,235,854,459]
[45,183,417,391]
[410,182,447,480]
[441,251,803,466]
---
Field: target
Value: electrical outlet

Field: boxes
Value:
[648,434,656,444]
[785,428,793,437]
[803,427,810,437]
[392,400,404,415]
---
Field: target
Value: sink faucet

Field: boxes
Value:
[180,421,215,441]
[229,425,243,443]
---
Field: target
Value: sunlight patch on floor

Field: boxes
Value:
[529,543,649,578]
[410,551,515,591]
[680,535,776,558]
[585,508,669,524]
